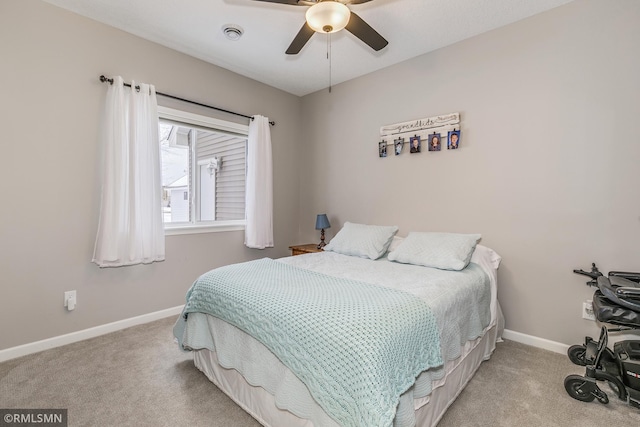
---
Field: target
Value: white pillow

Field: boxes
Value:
[470,244,501,270]
[387,232,481,270]
[323,222,399,260]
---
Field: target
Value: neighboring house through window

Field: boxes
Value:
[158,106,248,235]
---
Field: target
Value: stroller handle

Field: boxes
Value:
[574,263,603,286]
[573,269,602,279]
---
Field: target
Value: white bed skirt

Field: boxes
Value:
[193,321,500,427]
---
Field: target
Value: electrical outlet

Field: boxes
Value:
[64,290,77,311]
[582,300,595,321]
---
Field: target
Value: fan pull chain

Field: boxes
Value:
[327,32,332,93]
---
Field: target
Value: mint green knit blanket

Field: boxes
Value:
[177,258,443,427]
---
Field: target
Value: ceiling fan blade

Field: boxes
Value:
[249,0,306,5]
[286,22,315,55]
[347,0,375,4]
[345,11,388,51]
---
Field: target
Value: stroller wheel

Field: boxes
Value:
[568,345,587,366]
[564,375,596,402]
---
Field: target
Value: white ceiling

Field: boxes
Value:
[43,0,574,96]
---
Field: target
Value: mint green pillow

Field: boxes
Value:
[323,222,398,260]
[387,232,481,270]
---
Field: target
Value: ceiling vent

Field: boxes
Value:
[222,25,244,41]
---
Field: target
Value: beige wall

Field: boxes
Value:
[0,0,301,350]
[298,0,640,345]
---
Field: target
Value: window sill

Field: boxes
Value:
[165,220,245,236]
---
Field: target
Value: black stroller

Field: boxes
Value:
[565,264,640,408]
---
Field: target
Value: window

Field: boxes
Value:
[158,107,248,234]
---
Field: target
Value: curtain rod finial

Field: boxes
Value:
[99,75,113,85]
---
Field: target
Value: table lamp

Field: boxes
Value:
[315,214,331,249]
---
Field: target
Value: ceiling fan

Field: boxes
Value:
[250,0,388,55]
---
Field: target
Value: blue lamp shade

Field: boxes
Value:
[315,214,331,230]
[315,214,331,249]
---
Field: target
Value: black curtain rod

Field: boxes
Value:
[99,75,275,126]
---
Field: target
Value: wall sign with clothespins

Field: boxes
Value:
[377,112,461,157]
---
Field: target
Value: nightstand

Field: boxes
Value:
[289,244,323,256]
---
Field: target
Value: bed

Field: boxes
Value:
[174,224,503,427]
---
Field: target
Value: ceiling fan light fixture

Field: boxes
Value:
[305,1,350,34]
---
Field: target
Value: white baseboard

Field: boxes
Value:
[502,328,569,355]
[0,305,184,363]
[1,312,572,363]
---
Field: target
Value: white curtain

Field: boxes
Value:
[244,115,274,249]
[93,76,165,267]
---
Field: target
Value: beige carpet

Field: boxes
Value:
[1,317,639,426]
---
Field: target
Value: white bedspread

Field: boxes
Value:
[280,252,492,364]
[178,251,496,426]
